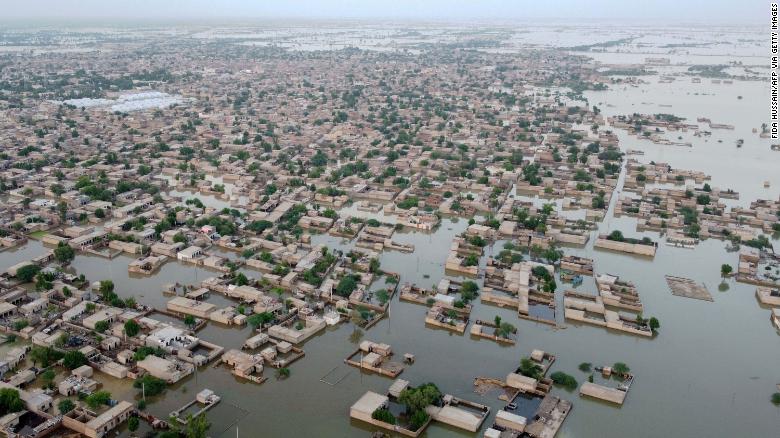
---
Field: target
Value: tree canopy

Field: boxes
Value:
[16,264,41,282]
[63,350,88,370]
[0,388,24,416]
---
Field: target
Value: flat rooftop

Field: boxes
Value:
[579,382,627,405]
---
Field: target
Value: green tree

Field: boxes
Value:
[29,346,64,367]
[54,332,69,348]
[15,264,41,282]
[517,358,543,380]
[334,275,359,297]
[99,280,115,295]
[371,408,396,424]
[720,264,733,279]
[35,271,54,291]
[94,320,110,333]
[63,351,88,370]
[128,416,140,432]
[124,319,140,337]
[54,242,75,264]
[463,254,479,266]
[496,322,516,338]
[0,388,24,416]
[398,383,441,415]
[41,369,56,389]
[57,201,68,220]
[376,289,390,305]
[550,371,578,390]
[460,281,479,302]
[85,390,112,410]
[234,272,249,286]
[246,220,273,234]
[184,314,196,328]
[276,367,290,379]
[184,412,210,438]
[612,362,630,375]
[409,410,430,430]
[13,319,29,331]
[58,398,75,414]
[248,312,274,329]
[134,375,167,396]
[649,317,660,332]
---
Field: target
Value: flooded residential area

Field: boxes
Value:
[0,2,777,438]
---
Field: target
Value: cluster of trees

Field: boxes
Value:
[371,407,396,424]
[133,346,167,362]
[94,280,135,309]
[85,390,112,410]
[612,362,630,375]
[375,289,390,305]
[350,306,374,326]
[635,314,661,333]
[397,196,419,210]
[246,219,273,234]
[58,398,75,414]
[531,266,557,293]
[606,230,654,246]
[247,312,274,329]
[124,319,141,337]
[463,253,479,267]
[334,274,361,298]
[63,351,88,370]
[160,412,210,438]
[300,250,336,287]
[29,346,64,367]
[54,242,75,264]
[16,264,41,282]
[517,357,543,380]
[460,281,479,304]
[398,383,441,430]
[492,316,516,339]
[134,374,167,396]
[550,371,578,390]
[0,388,24,416]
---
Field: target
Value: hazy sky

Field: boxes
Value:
[0,0,767,24]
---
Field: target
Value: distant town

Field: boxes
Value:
[0,18,777,438]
